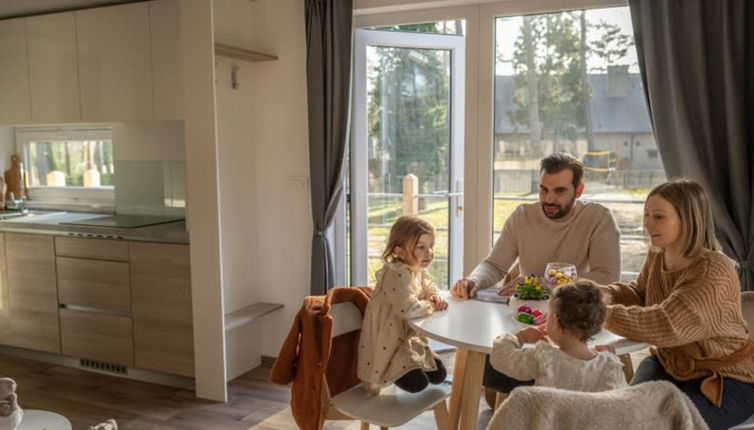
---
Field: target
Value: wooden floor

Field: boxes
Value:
[0,348,648,430]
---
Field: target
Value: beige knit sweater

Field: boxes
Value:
[468,201,621,287]
[602,250,754,390]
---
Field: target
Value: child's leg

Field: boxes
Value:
[395,369,430,393]
[427,359,447,384]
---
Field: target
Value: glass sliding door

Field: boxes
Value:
[349,26,465,288]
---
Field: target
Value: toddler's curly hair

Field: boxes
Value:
[551,280,606,341]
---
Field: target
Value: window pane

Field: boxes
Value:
[25,140,114,187]
[493,7,665,281]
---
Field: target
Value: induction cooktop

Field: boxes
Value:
[60,214,185,229]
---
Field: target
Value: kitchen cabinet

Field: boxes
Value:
[60,308,134,366]
[150,0,183,121]
[76,2,153,121]
[27,12,80,123]
[2,234,59,353]
[57,257,131,314]
[130,242,194,377]
[0,18,31,124]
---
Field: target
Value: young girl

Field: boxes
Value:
[357,215,448,394]
[490,281,626,393]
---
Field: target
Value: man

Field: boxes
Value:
[452,152,621,299]
[450,152,622,403]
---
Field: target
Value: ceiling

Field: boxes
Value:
[0,0,139,20]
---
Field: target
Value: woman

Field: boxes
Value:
[601,179,754,430]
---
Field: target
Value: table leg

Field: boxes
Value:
[459,350,486,430]
[448,347,468,430]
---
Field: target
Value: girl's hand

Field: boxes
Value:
[594,344,616,355]
[429,294,448,311]
[516,327,546,344]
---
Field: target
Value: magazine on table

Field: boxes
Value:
[474,286,509,304]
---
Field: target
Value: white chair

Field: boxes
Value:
[728,291,754,430]
[318,301,451,430]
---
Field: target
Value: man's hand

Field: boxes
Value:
[515,326,547,344]
[428,294,448,311]
[498,275,524,296]
[594,344,616,355]
[450,278,479,300]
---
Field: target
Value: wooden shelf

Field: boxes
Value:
[214,43,278,62]
[225,302,283,331]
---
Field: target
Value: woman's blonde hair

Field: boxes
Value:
[382,216,435,263]
[647,178,721,258]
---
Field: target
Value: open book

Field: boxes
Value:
[474,287,509,304]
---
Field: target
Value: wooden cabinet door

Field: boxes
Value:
[57,257,131,314]
[60,308,134,366]
[2,234,59,353]
[0,18,31,124]
[27,12,80,123]
[76,2,153,121]
[130,242,194,376]
[150,0,183,120]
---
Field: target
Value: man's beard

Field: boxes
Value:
[541,197,576,219]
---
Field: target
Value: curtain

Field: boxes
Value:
[305,0,353,295]
[629,0,754,290]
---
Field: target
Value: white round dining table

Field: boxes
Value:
[408,292,647,430]
[17,409,73,430]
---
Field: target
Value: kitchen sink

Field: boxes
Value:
[0,210,66,221]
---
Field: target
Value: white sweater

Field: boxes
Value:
[490,333,627,392]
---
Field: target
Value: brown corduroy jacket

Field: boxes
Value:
[269,286,371,430]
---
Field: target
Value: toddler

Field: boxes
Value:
[357,215,448,394]
[490,280,626,393]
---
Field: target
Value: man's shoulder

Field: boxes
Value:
[577,200,615,220]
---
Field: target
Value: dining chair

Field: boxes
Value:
[318,301,452,430]
[728,291,754,430]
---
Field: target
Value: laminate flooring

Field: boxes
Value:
[0,348,648,430]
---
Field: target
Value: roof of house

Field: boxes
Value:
[494,73,653,135]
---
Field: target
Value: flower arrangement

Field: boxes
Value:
[515,275,549,300]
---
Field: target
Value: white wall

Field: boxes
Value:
[111,121,185,161]
[245,0,311,358]
[181,0,227,401]
[0,127,16,173]
[212,0,262,379]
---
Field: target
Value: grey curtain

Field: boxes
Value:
[305,0,352,295]
[629,0,754,290]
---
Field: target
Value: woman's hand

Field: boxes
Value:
[450,278,478,299]
[429,294,448,311]
[515,326,547,344]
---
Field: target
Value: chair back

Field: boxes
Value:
[742,291,754,341]
[330,301,364,338]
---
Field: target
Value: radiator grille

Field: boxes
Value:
[79,358,128,375]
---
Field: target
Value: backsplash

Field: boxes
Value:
[114,160,185,216]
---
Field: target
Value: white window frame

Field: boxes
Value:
[353,0,628,277]
[15,126,115,211]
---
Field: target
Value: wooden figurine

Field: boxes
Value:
[3,154,27,202]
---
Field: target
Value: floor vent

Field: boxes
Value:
[80,358,128,375]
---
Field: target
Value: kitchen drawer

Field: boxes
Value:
[57,257,130,314]
[60,308,134,366]
[55,236,129,261]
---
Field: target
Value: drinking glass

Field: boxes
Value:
[545,262,577,288]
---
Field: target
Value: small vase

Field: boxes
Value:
[508,294,550,315]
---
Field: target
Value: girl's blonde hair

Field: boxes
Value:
[647,179,721,258]
[382,216,435,263]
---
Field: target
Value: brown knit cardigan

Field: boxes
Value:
[602,250,754,406]
[270,286,371,430]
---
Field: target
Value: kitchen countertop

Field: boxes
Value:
[0,211,189,244]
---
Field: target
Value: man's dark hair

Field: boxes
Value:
[540,153,584,189]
